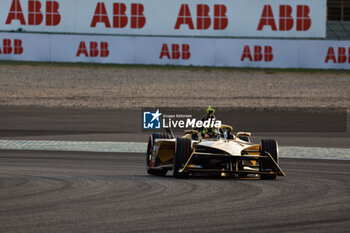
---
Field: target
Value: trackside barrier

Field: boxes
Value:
[0,0,326,38]
[0,32,349,69]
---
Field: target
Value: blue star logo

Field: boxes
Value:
[143,109,162,129]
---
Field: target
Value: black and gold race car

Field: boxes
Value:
[146,107,285,179]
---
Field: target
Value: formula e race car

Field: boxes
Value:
[146,107,285,179]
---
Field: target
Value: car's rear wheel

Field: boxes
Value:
[259,139,279,180]
[173,138,192,178]
[146,133,170,176]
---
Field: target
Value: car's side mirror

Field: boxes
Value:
[236,132,251,142]
[236,132,252,137]
[184,130,202,141]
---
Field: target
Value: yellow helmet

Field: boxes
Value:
[206,106,215,114]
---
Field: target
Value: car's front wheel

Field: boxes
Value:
[259,139,279,180]
[173,138,192,178]
[146,133,169,176]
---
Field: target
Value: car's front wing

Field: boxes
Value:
[179,149,286,176]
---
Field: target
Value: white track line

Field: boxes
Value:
[0,140,146,153]
[0,140,349,160]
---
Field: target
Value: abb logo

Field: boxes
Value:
[175,4,228,30]
[325,47,350,64]
[241,45,273,62]
[0,39,23,55]
[76,41,109,58]
[257,5,311,31]
[91,2,145,29]
[6,0,60,26]
[159,43,191,60]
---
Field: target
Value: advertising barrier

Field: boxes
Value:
[0,0,326,38]
[0,32,349,69]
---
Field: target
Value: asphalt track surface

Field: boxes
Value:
[1,106,350,148]
[0,106,349,232]
[0,150,349,233]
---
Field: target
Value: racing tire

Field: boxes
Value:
[173,138,192,178]
[146,133,170,176]
[259,139,279,180]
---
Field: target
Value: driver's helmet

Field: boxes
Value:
[201,106,218,138]
[201,127,218,138]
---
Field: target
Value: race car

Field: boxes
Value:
[146,107,285,179]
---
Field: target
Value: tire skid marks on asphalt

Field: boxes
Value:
[0,140,349,160]
[0,152,349,232]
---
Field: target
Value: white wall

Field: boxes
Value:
[1,32,349,69]
[0,0,326,38]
